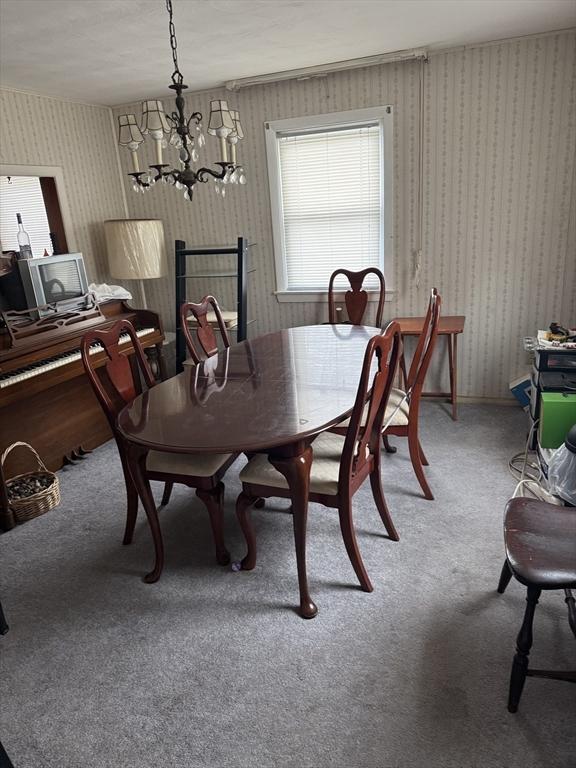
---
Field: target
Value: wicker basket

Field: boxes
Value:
[1,442,60,523]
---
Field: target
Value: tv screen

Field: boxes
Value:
[37,260,84,302]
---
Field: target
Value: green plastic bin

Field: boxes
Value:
[538,392,576,449]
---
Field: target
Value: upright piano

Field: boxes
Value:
[0,295,165,530]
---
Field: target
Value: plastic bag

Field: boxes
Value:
[548,443,576,505]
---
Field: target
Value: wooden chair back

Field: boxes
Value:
[339,321,402,489]
[180,295,230,364]
[81,319,156,431]
[405,288,442,399]
[328,268,386,327]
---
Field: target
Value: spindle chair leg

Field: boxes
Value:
[197,483,230,566]
[0,600,8,635]
[565,589,576,637]
[160,482,174,507]
[497,560,513,594]
[508,585,541,713]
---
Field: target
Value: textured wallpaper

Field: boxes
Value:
[0,89,127,279]
[113,31,576,400]
[1,32,574,400]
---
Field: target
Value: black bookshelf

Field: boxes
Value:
[175,237,255,371]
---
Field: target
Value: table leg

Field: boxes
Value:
[399,336,409,391]
[269,446,317,619]
[125,441,164,583]
[448,333,458,421]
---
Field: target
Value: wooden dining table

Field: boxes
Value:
[117,324,381,619]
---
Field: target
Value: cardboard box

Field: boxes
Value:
[509,374,531,411]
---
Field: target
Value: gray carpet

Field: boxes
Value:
[0,404,574,768]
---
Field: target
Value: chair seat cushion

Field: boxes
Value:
[239,432,347,496]
[338,387,410,429]
[147,450,233,478]
[504,497,576,589]
[385,388,410,427]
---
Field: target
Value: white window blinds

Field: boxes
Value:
[277,124,382,290]
[0,176,52,257]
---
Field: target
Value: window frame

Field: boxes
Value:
[265,106,394,303]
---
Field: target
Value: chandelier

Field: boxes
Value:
[117,0,246,201]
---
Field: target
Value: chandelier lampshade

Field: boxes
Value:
[118,115,145,171]
[116,0,247,202]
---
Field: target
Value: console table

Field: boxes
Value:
[392,315,466,420]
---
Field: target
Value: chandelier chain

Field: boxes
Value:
[166,0,183,86]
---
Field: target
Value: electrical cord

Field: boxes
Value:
[507,418,564,504]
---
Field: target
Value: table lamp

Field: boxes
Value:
[104,218,166,308]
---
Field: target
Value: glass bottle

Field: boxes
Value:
[16,214,33,260]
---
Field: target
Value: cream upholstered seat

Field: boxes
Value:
[147,450,233,477]
[338,387,410,430]
[239,432,347,496]
[385,388,410,426]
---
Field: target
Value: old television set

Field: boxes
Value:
[16,253,89,314]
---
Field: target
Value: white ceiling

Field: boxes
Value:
[1,0,575,106]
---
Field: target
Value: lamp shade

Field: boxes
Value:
[104,219,166,280]
[140,100,171,135]
[118,114,144,147]
[207,100,235,138]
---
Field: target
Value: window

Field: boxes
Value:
[265,107,393,300]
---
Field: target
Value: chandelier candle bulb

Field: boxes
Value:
[154,139,163,165]
[131,150,140,173]
[220,137,228,163]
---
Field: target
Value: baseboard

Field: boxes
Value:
[455,396,518,407]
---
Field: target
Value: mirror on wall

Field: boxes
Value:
[0,173,68,257]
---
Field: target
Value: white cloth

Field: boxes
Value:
[88,282,132,302]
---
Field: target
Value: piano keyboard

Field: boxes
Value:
[0,327,156,390]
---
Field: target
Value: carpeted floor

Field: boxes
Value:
[0,403,574,768]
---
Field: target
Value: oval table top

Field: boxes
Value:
[117,324,381,454]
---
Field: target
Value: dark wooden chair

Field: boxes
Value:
[180,294,231,363]
[81,319,236,580]
[497,497,576,713]
[382,287,441,500]
[234,321,402,594]
[328,267,386,328]
[331,288,441,500]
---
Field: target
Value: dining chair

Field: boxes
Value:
[81,319,236,578]
[382,287,441,500]
[328,267,386,327]
[331,288,441,500]
[180,294,231,363]
[497,497,576,712]
[234,321,402,594]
